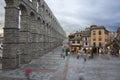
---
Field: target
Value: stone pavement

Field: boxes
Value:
[0,47,67,80]
[0,46,120,80]
[66,55,120,80]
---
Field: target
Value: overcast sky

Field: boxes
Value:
[0,0,120,34]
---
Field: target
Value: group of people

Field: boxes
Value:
[76,49,87,62]
[61,46,87,62]
[61,47,70,59]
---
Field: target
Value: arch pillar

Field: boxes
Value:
[2,5,19,69]
[19,15,31,64]
[49,28,52,51]
[46,26,49,52]
[37,19,42,56]
[43,24,47,53]
[42,22,46,54]
[47,26,50,51]
[40,22,45,55]
[31,19,38,58]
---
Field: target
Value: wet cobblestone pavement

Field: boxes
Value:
[66,55,120,80]
[0,47,120,80]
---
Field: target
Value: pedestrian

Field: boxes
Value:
[84,57,86,62]
[78,74,84,80]
[66,48,69,56]
[83,48,86,54]
[83,52,87,62]
[63,54,65,59]
[61,46,66,59]
[61,51,65,59]
[60,52,63,57]
[62,48,65,53]
[77,50,80,59]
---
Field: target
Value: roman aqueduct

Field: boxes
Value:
[3,0,66,70]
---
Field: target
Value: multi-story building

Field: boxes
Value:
[116,27,120,55]
[68,31,83,53]
[82,28,91,50]
[108,32,117,42]
[105,27,120,56]
[116,27,120,41]
[90,25,109,53]
[68,25,118,54]
[105,31,117,53]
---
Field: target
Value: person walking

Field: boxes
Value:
[83,50,87,62]
[84,56,86,62]
[66,48,70,56]
[78,74,84,80]
[77,50,80,59]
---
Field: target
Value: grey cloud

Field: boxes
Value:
[46,0,120,32]
[0,0,120,33]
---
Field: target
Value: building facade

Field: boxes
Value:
[112,27,120,55]
[90,25,109,53]
[116,27,120,55]
[116,27,120,41]
[68,25,110,54]
[69,31,83,53]
[82,28,91,50]
[108,32,117,43]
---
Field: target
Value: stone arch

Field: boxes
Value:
[30,12,35,19]
[29,11,36,31]
[43,20,45,24]
[37,16,42,33]
[46,9,48,13]
[3,0,66,70]
[29,11,36,33]
[19,4,27,15]
[30,12,35,16]
[18,4,28,30]
[48,13,50,17]
[37,17,41,21]
[37,17,42,55]
[18,4,32,64]
[51,16,52,19]
[46,23,49,26]
[29,11,38,58]
[42,4,45,11]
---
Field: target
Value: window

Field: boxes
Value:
[93,31,96,35]
[93,38,96,41]
[105,39,107,42]
[77,41,80,44]
[99,42,102,47]
[85,42,88,45]
[99,31,102,35]
[93,42,96,46]
[99,38,102,41]
[85,37,87,41]
[72,41,75,43]
[77,35,79,37]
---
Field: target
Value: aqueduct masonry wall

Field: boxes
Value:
[3,0,66,70]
